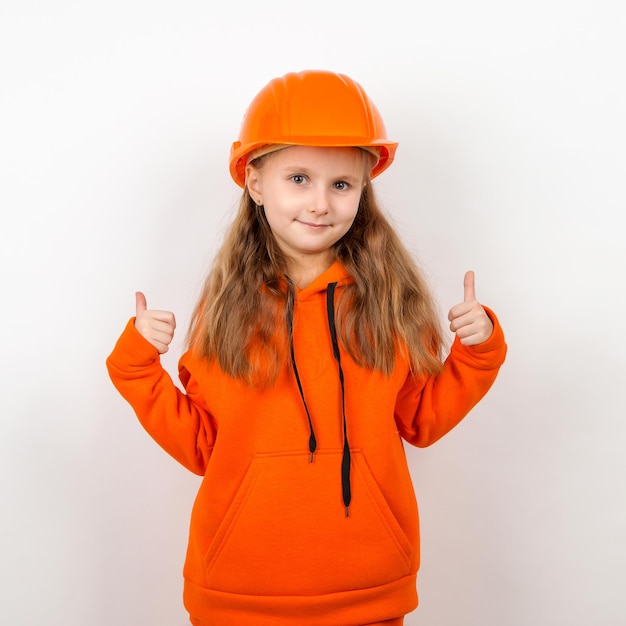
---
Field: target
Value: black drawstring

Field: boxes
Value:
[286,279,352,517]
[286,280,317,462]
[326,282,352,517]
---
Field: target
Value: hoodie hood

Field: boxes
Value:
[291,260,354,302]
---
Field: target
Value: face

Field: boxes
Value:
[246,145,368,277]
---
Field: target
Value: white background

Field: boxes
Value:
[1,1,624,624]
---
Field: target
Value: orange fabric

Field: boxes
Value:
[191,617,402,626]
[106,262,506,625]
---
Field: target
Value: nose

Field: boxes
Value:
[308,186,330,215]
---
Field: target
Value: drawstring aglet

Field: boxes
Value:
[310,452,314,463]
[345,505,350,518]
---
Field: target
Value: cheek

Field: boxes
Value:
[334,212,359,241]
[341,200,360,226]
[262,197,293,229]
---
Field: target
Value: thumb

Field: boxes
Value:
[464,271,476,302]
[135,291,147,316]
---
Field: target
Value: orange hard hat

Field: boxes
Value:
[229,70,398,188]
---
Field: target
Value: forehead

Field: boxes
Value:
[266,145,368,172]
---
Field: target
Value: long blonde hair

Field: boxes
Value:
[188,177,444,386]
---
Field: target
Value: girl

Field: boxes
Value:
[107,70,507,626]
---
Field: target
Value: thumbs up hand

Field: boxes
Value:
[447,271,493,346]
[134,291,177,354]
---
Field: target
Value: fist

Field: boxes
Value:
[134,291,176,354]
[447,271,493,346]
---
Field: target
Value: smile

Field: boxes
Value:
[297,220,329,229]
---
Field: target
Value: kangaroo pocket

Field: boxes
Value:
[204,449,413,596]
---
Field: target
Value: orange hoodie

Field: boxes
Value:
[106,262,507,625]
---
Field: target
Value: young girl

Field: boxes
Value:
[107,70,507,626]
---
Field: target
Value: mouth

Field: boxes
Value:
[297,220,329,229]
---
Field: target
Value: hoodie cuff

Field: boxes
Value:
[107,317,161,369]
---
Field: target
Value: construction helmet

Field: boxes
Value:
[229,70,398,188]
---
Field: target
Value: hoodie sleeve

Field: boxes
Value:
[105,318,216,475]
[395,306,507,447]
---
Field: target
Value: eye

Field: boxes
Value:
[333,180,351,191]
[290,174,307,185]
